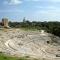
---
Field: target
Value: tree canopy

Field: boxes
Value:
[9,20,60,37]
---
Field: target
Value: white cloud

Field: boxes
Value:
[36,6,55,9]
[26,0,60,2]
[4,0,22,5]
[49,0,60,2]
[4,0,60,5]
[30,0,40,1]
[34,9,60,21]
[0,9,24,13]
[25,0,40,2]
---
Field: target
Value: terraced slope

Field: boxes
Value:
[0,29,60,60]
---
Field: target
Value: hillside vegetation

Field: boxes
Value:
[9,21,60,37]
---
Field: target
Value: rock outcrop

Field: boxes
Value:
[0,29,60,60]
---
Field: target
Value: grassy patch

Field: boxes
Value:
[0,53,17,60]
[0,53,40,60]
[20,27,40,32]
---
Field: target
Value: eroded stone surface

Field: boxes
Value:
[0,29,60,60]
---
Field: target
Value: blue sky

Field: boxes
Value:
[0,0,60,21]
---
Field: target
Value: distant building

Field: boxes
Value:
[0,18,9,28]
[2,18,9,28]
